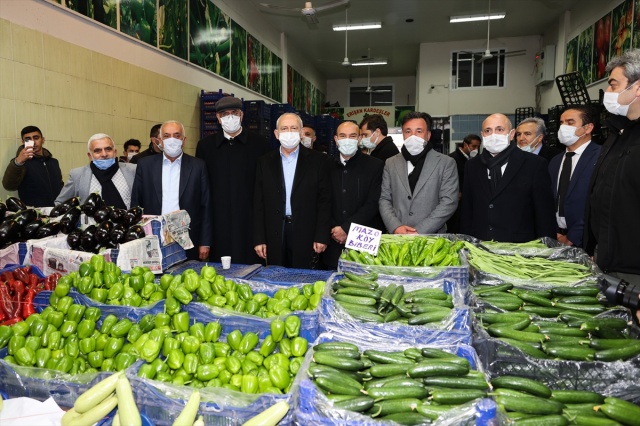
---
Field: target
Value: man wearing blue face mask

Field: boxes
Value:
[323,121,384,269]
[55,133,136,208]
[379,111,458,234]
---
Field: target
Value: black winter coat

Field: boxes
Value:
[2,147,63,207]
[370,136,400,163]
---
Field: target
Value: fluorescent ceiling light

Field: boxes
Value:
[450,13,505,23]
[352,60,387,66]
[333,22,382,31]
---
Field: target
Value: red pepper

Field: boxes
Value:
[0,317,22,326]
[8,280,24,319]
[13,267,29,283]
[0,284,15,320]
[29,273,39,289]
[23,287,37,319]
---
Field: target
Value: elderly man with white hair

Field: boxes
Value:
[55,133,136,208]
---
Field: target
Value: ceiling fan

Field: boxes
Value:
[259,0,349,24]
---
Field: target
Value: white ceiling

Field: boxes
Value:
[247,0,601,80]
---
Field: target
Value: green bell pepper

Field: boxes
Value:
[110,319,132,337]
[309,294,322,309]
[141,339,161,363]
[290,357,303,375]
[35,347,51,368]
[226,291,239,307]
[47,310,64,329]
[25,335,41,352]
[279,338,292,358]
[234,300,247,313]
[241,358,258,375]
[200,265,217,281]
[60,320,77,337]
[172,312,190,333]
[268,365,290,390]
[196,364,219,381]
[48,331,62,351]
[29,317,48,338]
[204,322,221,343]
[225,356,242,374]
[79,337,96,354]
[78,262,94,278]
[245,300,260,315]
[127,324,143,343]
[167,348,185,370]
[183,353,199,374]
[155,313,171,329]
[67,304,85,323]
[173,286,193,305]
[95,333,109,351]
[189,323,205,342]
[15,346,36,366]
[54,278,71,298]
[181,336,200,354]
[103,270,118,288]
[238,332,259,354]
[130,274,144,292]
[241,375,259,394]
[212,275,226,295]
[284,316,301,338]
[77,319,96,339]
[104,337,124,358]
[115,352,137,371]
[138,314,155,333]
[159,274,173,291]
[108,282,124,300]
[291,337,308,357]
[184,274,199,293]
[253,293,269,306]
[246,351,264,366]
[162,336,180,357]
[0,325,14,349]
[143,270,155,284]
[77,276,94,295]
[213,342,231,357]
[87,350,104,368]
[141,282,155,299]
[270,319,285,343]
[207,295,227,307]
[90,254,105,273]
[101,357,114,372]
[82,307,101,322]
[165,296,181,316]
[138,363,156,379]
[195,279,213,300]
[151,357,168,373]
[155,371,172,382]
[226,330,242,351]
[199,342,215,365]
[290,295,309,311]
[100,314,118,334]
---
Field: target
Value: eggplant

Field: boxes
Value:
[110,223,127,244]
[93,206,112,223]
[63,196,80,209]
[5,197,26,212]
[124,224,146,242]
[0,202,7,223]
[67,228,83,250]
[81,193,104,216]
[13,209,38,229]
[36,221,61,239]
[59,207,82,234]
[49,203,71,218]
[21,218,45,240]
[109,208,126,223]
[0,219,20,246]
[81,225,100,252]
[123,206,144,227]
[95,221,113,244]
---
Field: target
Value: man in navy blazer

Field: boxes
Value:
[131,120,212,261]
[548,105,601,248]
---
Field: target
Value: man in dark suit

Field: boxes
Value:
[323,121,384,269]
[131,120,212,261]
[359,114,400,162]
[549,105,601,248]
[515,117,562,161]
[447,134,481,233]
[196,96,269,264]
[461,113,555,242]
[253,113,331,268]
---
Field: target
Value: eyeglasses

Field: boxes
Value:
[219,110,242,117]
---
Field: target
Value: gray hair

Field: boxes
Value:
[606,49,640,84]
[87,133,114,152]
[517,117,546,136]
[160,120,186,137]
[276,113,303,131]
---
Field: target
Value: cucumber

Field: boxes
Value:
[538,327,588,337]
[554,302,605,314]
[420,347,456,358]
[555,296,601,305]
[550,390,605,404]
[333,395,374,412]
[415,403,455,420]
[370,398,422,417]
[491,376,552,398]
[543,345,596,361]
[580,318,629,332]
[429,388,486,404]
[343,272,379,287]
[312,349,361,359]
[369,363,412,378]
[384,378,426,388]
[379,284,398,305]
[411,301,453,313]
[589,339,635,350]
[308,364,363,382]
[315,377,363,396]
[495,395,563,415]
[544,334,589,345]
[492,388,533,398]
[364,374,409,390]
[570,415,621,425]
[313,351,365,371]
[407,297,454,308]
[363,350,414,364]
[407,361,469,378]
[383,308,402,323]
[487,325,547,343]
[366,386,428,402]
[403,347,424,361]
[600,399,640,426]
[511,317,533,331]
[335,287,381,299]
[422,376,489,390]
[595,343,640,362]
[404,288,448,300]
[559,310,596,323]
[311,370,364,391]
[480,292,524,303]
[334,294,378,306]
[336,278,377,290]
[476,312,531,324]
[341,308,385,323]
[481,298,523,311]
[474,283,513,294]
[511,291,555,307]
[407,310,451,325]
[521,305,564,317]
[550,286,600,297]
[379,412,432,425]
[390,285,405,306]
[336,301,379,314]
[314,342,360,352]
[512,414,568,425]
[326,394,357,403]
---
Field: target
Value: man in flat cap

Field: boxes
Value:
[196,95,270,264]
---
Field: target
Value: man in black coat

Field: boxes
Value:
[253,113,331,268]
[447,134,481,233]
[131,120,212,261]
[196,96,269,264]
[359,114,400,163]
[323,121,384,270]
[461,113,555,242]
[130,124,162,164]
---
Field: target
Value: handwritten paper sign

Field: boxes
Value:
[345,223,382,256]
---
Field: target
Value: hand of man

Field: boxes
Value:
[198,246,210,261]
[394,225,418,234]
[16,146,34,164]
[313,242,327,253]
[254,244,267,259]
[331,226,347,244]
[556,233,573,246]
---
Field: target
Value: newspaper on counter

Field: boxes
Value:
[115,235,163,273]
[162,210,194,250]
[0,243,21,268]
[42,246,94,276]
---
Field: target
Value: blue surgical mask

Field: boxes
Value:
[93,158,116,170]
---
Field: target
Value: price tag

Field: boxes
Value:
[345,223,382,256]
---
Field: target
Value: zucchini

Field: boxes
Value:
[74,371,123,414]
[334,294,377,306]
[487,325,547,343]
[66,395,119,426]
[406,361,469,378]
[313,351,365,371]
[491,376,552,398]
[512,415,568,425]
[422,375,489,390]
[115,376,141,426]
[366,386,428,402]
[429,388,486,404]
[379,412,432,425]
[407,310,451,325]
[242,401,289,426]
[494,395,563,415]
[333,395,374,412]
[369,363,412,378]
[370,398,422,417]
[173,391,201,426]
[363,350,414,364]
[315,377,363,396]
[314,342,360,352]
[550,390,604,404]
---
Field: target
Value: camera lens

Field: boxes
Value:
[604,278,640,311]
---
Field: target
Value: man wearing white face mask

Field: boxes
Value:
[254,113,331,268]
[515,117,562,162]
[379,111,458,234]
[196,96,269,264]
[323,121,384,269]
[301,126,317,150]
[56,133,136,208]
[359,114,399,162]
[461,113,555,242]
[447,134,481,233]
[132,120,212,261]
[548,105,600,248]
[585,50,640,284]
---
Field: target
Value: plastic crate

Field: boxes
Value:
[244,100,271,117]
[165,260,261,280]
[515,107,534,124]
[249,266,333,286]
[555,72,591,106]
[0,263,45,279]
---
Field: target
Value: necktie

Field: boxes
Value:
[557,152,576,216]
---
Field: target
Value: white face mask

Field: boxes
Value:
[557,125,583,147]
[403,135,425,156]
[469,149,478,158]
[301,136,313,149]
[483,133,511,154]
[221,115,242,133]
[279,132,300,150]
[360,131,378,150]
[337,138,359,157]
[603,82,638,116]
[162,137,183,157]
[519,136,540,153]
[127,152,136,161]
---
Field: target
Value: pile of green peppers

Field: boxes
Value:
[341,237,464,267]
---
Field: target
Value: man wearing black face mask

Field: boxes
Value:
[55,133,136,208]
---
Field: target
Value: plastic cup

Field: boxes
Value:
[221,256,231,269]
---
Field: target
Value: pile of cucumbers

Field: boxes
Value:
[475,283,640,362]
[491,375,640,426]
[332,272,456,325]
[308,342,489,425]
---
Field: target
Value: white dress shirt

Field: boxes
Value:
[280,146,299,216]
[161,153,182,214]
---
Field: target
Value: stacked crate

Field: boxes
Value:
[315,114,340,158]
[243,100,272,148]
[546,104,564,147]
[199,89,228,140]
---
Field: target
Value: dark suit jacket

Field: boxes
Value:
[323,151,384,269]
[370,136,400,163]
[253,146,331,268]
[131,153,212,259]
[447,148,468,233]
[461,148,556,242]
[538,144,563,162]
[548,141,601,248]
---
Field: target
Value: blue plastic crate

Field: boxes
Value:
[0,263,45,279]
[250,266,333,286]
[165,260,261,280]
[244,100,271,117]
